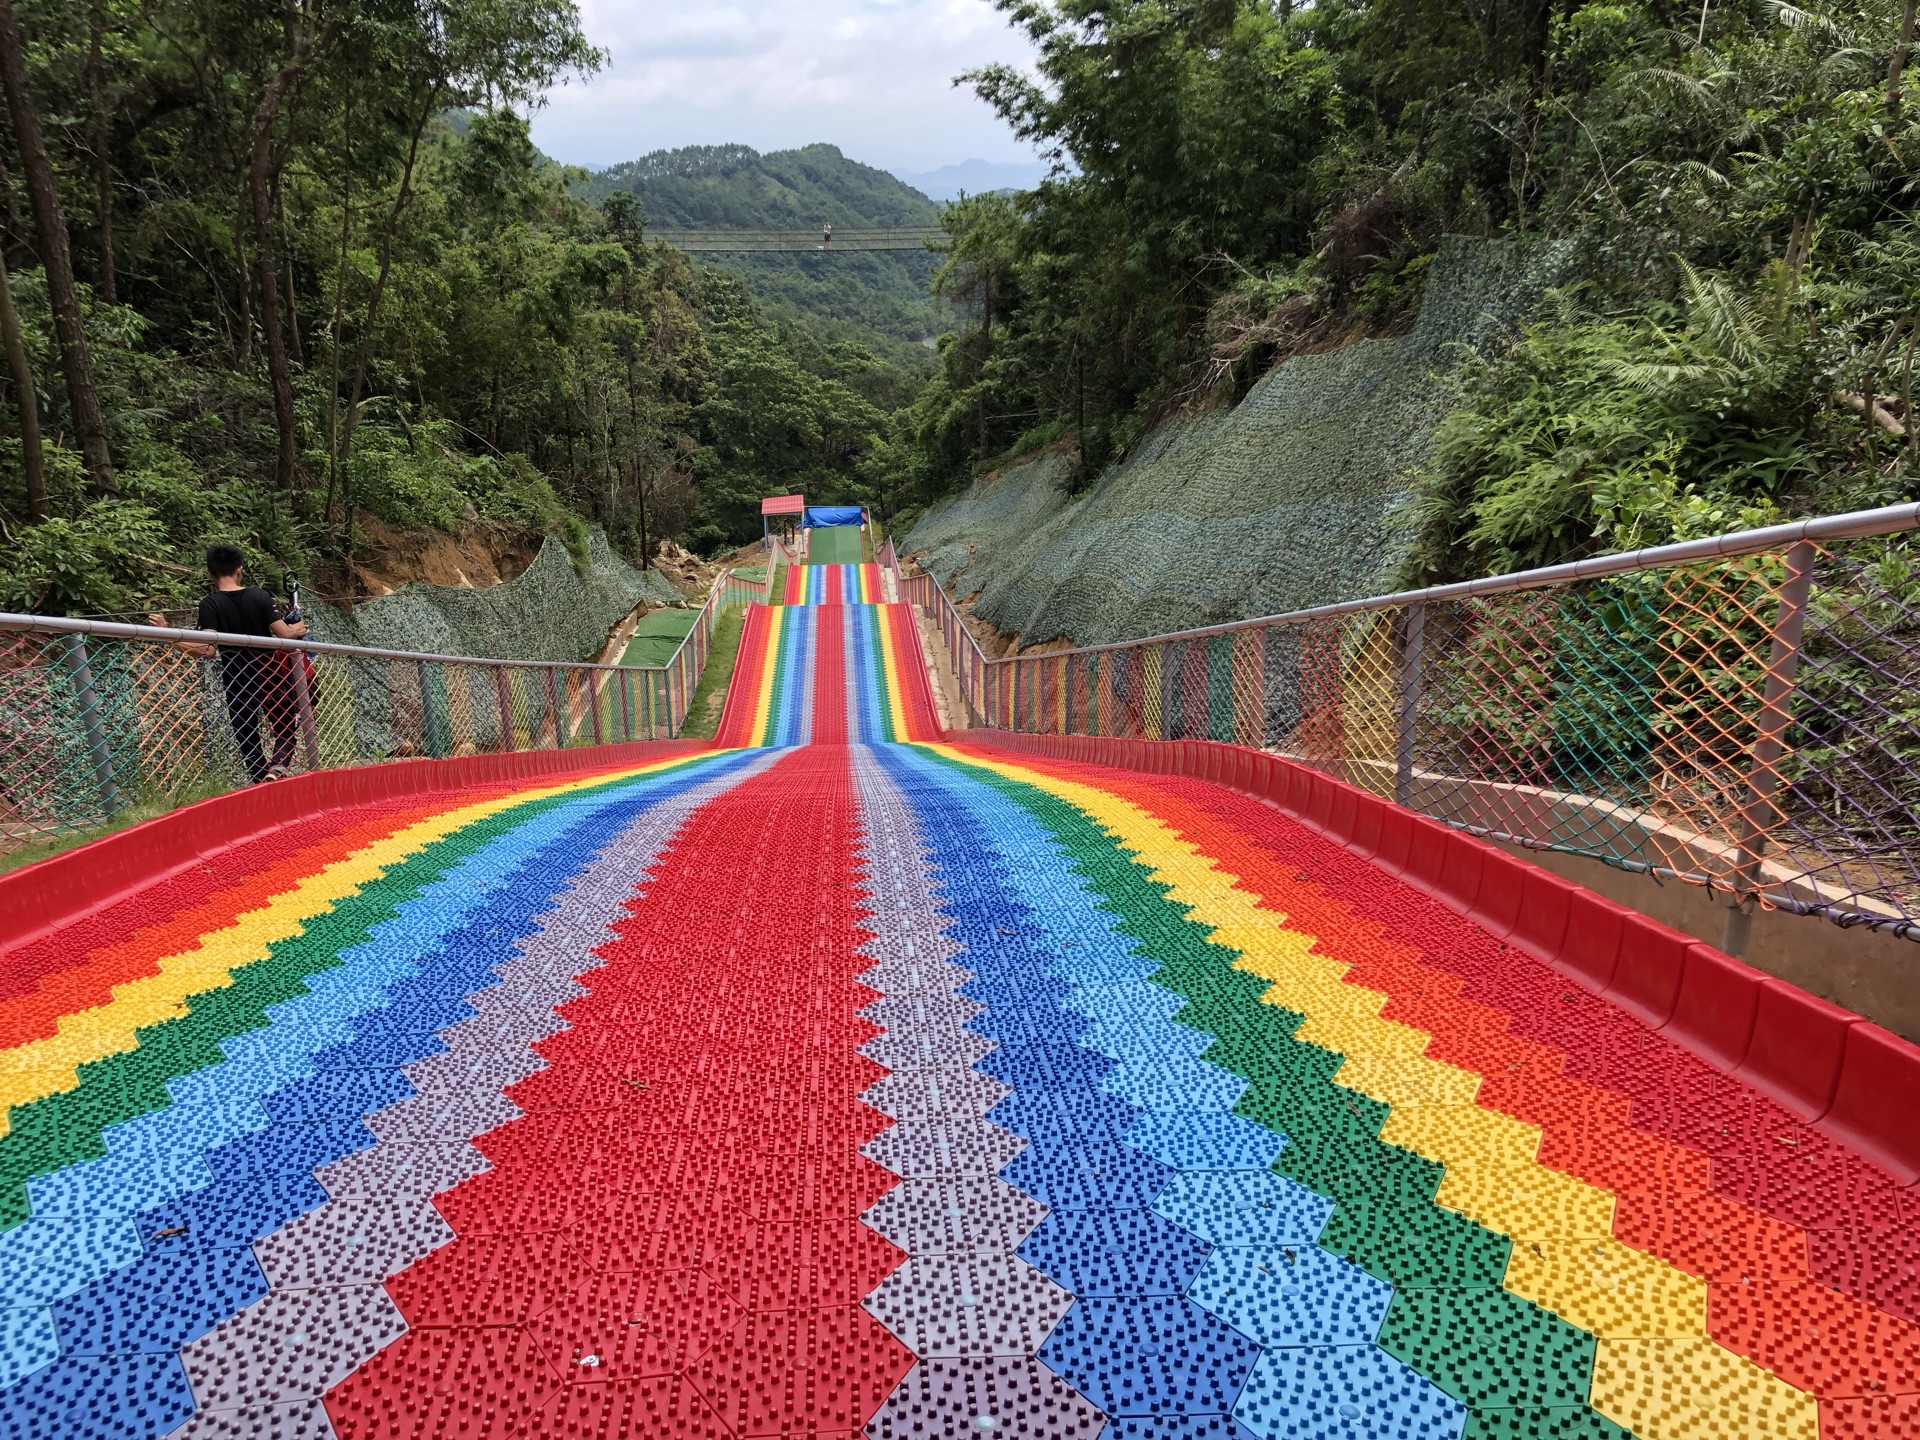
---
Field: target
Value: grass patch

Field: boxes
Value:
[676,604,747,741]
[619,607,701,667]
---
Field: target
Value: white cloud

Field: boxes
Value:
[530,0,1043,175]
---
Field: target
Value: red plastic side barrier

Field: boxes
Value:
[1823,1024,1920,1184]
[955,728,1920,1185]
[0,738,712,958]
[1604,925,1691,1028]
[1735,980,1855,1122]
[1665,945,1763,1070]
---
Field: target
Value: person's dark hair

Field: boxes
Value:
[205,544,245,578]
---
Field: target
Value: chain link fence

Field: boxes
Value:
[0,556,774,858]
[890,506,1920,940]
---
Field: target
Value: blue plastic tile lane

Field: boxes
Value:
[1000,1128,1175,1213]
[979,1039,1117,1095]
[50,1246,267,1355]
[1232,1345,1467,1440]
[0,1352,194,1440]
[1153,1171,1334,1248]
[1190,1246,1394,1349]
[1041,1295,1259,1418]
[1016,1209,1210,1298]
[1125,1112,1285,1173]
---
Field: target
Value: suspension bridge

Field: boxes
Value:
[650,226,943,252]
[0,510,1916,1440]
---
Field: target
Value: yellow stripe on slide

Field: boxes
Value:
[0,754,701,1135]
[927,744,1818,1440]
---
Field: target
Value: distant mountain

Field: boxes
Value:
[892,159,1048,202]
[581,144,946,362]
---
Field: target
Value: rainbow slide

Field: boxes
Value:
[0,579,1914,1440]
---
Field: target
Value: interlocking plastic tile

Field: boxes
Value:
[865,1355,1107,1437]
[864,1253,1074,1357]
[1188,1239,1394,1348]
[1153,1171,1334,1248]
[0,1351,195,1439]
[1017,1208,1212,1298]
[181,1282,406,1406]
[251,1195,454,1289]
[1041,1295,1259,1417]
[1232,1345,1468,1440]
[863,1116,1029,1178]
[862,1176,1051,1257]
[52,1245,269,1355]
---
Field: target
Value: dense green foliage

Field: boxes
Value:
[0,2,902,616]
[905,0,1920,576]
[582,143,946,366]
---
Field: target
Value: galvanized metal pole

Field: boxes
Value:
[289,655,320,769]
[58,634,124,816]
[1395,604,1426,808]
[1722,540,1817,957]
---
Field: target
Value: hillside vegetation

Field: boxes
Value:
[903,0,1920,590]
[582,144,946,373]
[0,2,896,616]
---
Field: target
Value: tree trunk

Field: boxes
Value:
[250,82,300,496]
[1892,0,1918,117]
[338,85,436,470]
[232,221,254,367]
[277,173,302,364]
[0,243,46,519]
[0,0,116,495]
[87,0,115,304]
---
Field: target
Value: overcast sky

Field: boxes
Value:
[528,0,1047,180]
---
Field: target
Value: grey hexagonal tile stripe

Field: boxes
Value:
[863,1115,1028,1179]
[253,1196,454,1290]
[850,749,1105,1439]
[182,1283,405,1408]
[862,1176,1050,1257]
[865,1254,1074,1358]
[176,755,778,1433]
[866,1355,1106,1438]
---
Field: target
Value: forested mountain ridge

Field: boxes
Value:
[581,144,947,364]
[0,1,898,616]
[587,143,939,229]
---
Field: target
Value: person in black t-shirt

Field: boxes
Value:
[158,545,309,783]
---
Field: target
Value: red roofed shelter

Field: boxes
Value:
[761,493,805,552]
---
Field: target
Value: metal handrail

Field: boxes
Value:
[924,501,1920,662]
[895,502,1920,944]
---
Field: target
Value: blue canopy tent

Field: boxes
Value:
[803,506,866,528]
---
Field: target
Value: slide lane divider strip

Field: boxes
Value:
[850,746,1104,1435]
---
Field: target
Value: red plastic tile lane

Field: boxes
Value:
[326,746,912,1437]
[0,800,416,1002]
[0,799,444,1049]
[813,605,849,746]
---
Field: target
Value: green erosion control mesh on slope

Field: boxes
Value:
[905,236,1569,649]
[308,531,681,662]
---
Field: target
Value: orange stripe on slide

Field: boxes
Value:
[0,799,448,1052]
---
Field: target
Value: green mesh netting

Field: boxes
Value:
[905,236,1570,649]
[307,530,682,662]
